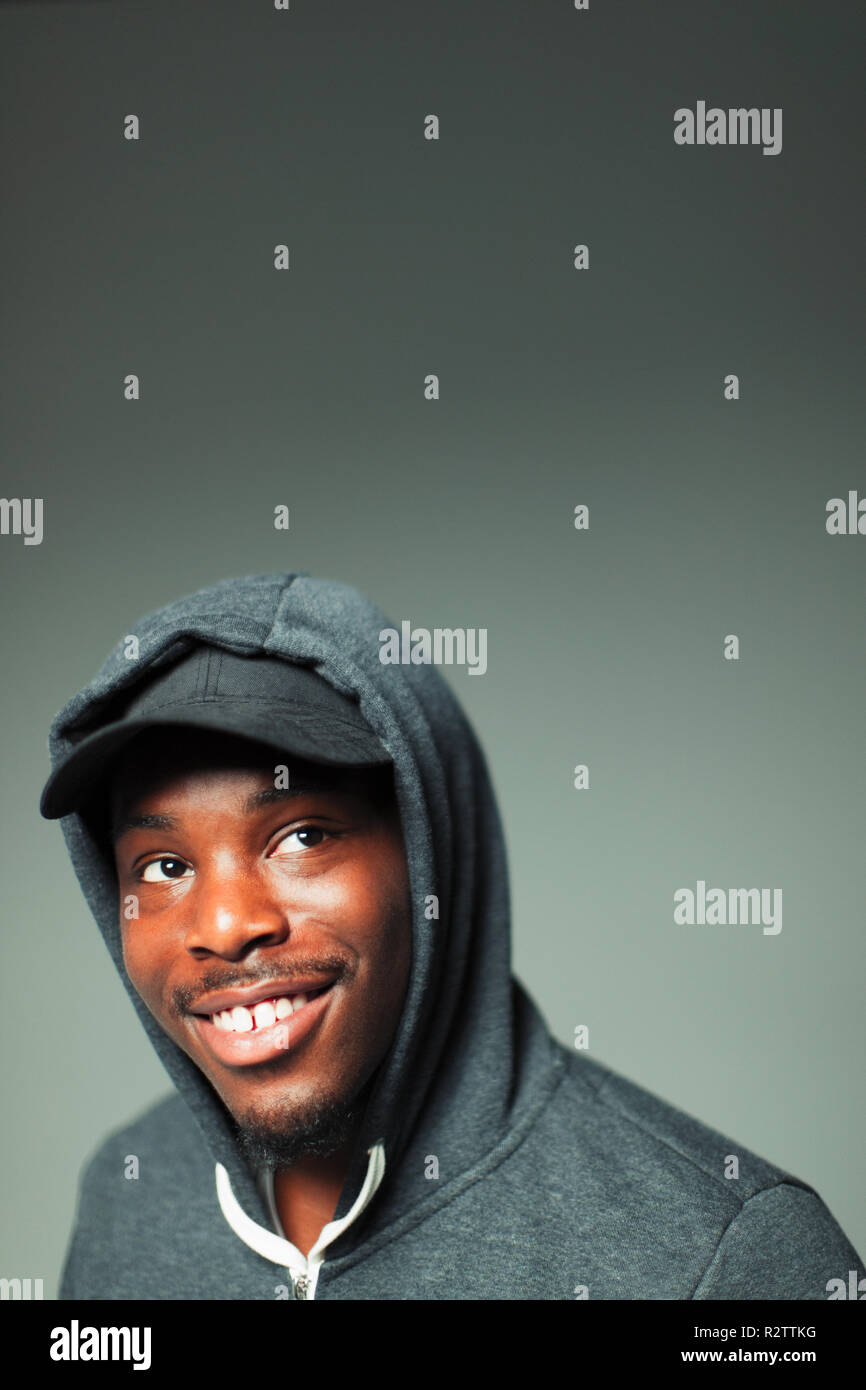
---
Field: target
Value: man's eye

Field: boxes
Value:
[140,858,192,883]
[273,826,329,854]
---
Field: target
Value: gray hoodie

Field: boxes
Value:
[44,571,862,1299]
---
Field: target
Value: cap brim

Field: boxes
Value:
[40,703,390,820]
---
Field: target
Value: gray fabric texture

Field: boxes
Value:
[46,572,861,1299]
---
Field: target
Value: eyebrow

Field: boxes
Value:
[112,779,339,841]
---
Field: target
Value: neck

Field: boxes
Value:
[273,1140,355,1258]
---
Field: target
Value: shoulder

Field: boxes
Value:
[559,1049,786,1196]
[60,1093,244,1299]
[528,1047,862,1298]
[77,1092,208,1189]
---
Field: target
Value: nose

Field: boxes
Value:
[183,866,289,960]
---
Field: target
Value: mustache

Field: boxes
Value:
[171,952,352,1015]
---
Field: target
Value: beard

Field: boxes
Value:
[233,1080,370,1170]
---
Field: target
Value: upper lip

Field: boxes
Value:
[189,977,337,1017]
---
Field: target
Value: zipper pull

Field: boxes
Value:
[291,1271,311,1300]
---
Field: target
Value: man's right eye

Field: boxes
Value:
[139,858,192,883]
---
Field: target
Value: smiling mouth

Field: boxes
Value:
[210,985,332,1034]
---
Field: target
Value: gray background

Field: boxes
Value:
[1,0,863,1296]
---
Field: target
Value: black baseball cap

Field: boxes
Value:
[40,645,391,820]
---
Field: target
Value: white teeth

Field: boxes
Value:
[252,1000,276,1030]
[210,992,319,1031]
[210,989,327,1031]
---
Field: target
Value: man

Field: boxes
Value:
[41,571,861,1299]
[104,726,411,1273]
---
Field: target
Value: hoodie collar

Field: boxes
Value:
[216,1141,386,1285]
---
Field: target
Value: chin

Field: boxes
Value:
[233,1085,361,1169]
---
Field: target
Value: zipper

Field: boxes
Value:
[215,1142,387,1304]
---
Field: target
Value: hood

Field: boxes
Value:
[42,572,541,1243]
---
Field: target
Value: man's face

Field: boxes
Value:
[108,727,412,1162]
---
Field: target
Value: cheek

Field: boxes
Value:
[119,921,166,1005]
[324,846,411,956]
[365,853,413,994]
